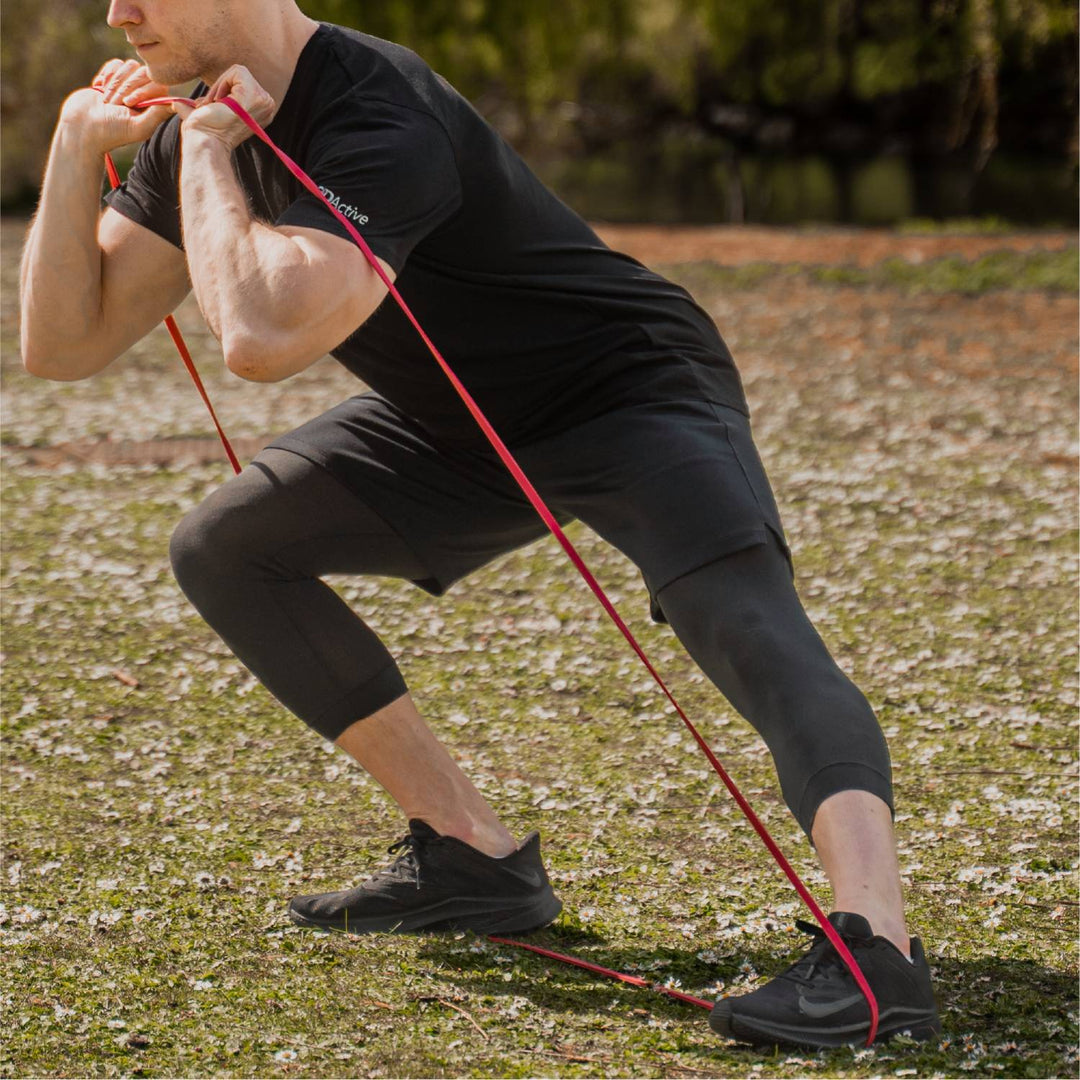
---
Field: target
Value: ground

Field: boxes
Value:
[1,218,1077,1078]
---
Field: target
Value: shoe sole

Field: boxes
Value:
[709,999,941,1048]
[287,890,563,936]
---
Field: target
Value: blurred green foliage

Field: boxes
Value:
[1,0,121,204]
[1,0,1075,207]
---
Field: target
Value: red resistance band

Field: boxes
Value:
[107,93,878,1042]
[103,149,242,474]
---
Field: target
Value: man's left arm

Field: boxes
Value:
[176,67,394,383]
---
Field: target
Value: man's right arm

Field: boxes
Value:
[19,66,190,381]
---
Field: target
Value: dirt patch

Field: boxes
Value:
[6,278,1075,469]
[4,217,1075,471]
[7,434,276,468]
[593,224,1076,268]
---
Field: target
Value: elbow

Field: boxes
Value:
[223,327,317,383]
[21,338,101,382]
[222,332,288,383]
[21,345,52,379]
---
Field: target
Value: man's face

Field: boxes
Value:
[106,0,238,84]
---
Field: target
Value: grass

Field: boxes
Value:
[2,462,1075,1077]
[896,217,1020,236]
[2,230,1077,1077]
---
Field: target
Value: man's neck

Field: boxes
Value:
[203,10,320,116]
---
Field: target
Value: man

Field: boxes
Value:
[19,0,938,1049]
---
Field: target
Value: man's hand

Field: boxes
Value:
[59,59,173,154]
[174,66,276,150]
[21,59,191,381]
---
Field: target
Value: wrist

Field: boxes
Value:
[54,114,113,164]
[181,121,242,155]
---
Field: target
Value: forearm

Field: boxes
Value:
[19,122,111,379]
[180,131,318,380]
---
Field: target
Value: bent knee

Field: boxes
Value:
[170,504,215,591]
[169,490,259,590]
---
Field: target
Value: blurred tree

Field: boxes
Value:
[1,0,1074,208]
[302,0,638,144]
[0,0,119,204]
[682,0,1075,161]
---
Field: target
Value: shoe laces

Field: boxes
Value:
[782,920,866,986]
[375,832,425,890]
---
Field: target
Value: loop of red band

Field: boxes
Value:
[100,91,241,475]
[102,90,879,1043]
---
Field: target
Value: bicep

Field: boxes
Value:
[98,208,191,358]
[275,223,395,354]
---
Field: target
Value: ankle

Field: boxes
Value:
[831,904,911,958]
[879,926,912,959]
[459,818,518,858]
[861,914,911,958]
[410,807,517,858]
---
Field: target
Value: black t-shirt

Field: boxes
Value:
[106,23,748,445]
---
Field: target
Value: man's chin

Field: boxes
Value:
[140,55,198,88]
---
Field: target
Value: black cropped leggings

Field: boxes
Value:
[170,447,892,838]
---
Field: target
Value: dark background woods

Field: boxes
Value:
[1,0,1076,223]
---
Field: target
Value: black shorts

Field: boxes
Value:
[269,390,792,622]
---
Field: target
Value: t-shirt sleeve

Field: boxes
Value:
[274,98,463,272]
[103,114,184,250]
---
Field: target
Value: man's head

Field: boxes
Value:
[106,0,250,85]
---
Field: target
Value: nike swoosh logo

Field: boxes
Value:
[797,991,867,1019]
[502,866,544,889]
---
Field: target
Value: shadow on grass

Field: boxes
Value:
[419,927,800,1017]
[418,930,1078,1064]
[930,952,1079,1035]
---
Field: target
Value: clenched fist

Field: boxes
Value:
[173,65,277,150]
[60,59,174,154]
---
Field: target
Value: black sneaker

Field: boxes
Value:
[286,820,562,935]
[709,912,940,1048]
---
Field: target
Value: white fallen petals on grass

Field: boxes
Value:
[956,865,995,884]
[87,909,123,929]
[1004,797,1063,824]
[10,905,45,926]
[3,240,1077,1077]
[505,996,531,1017]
